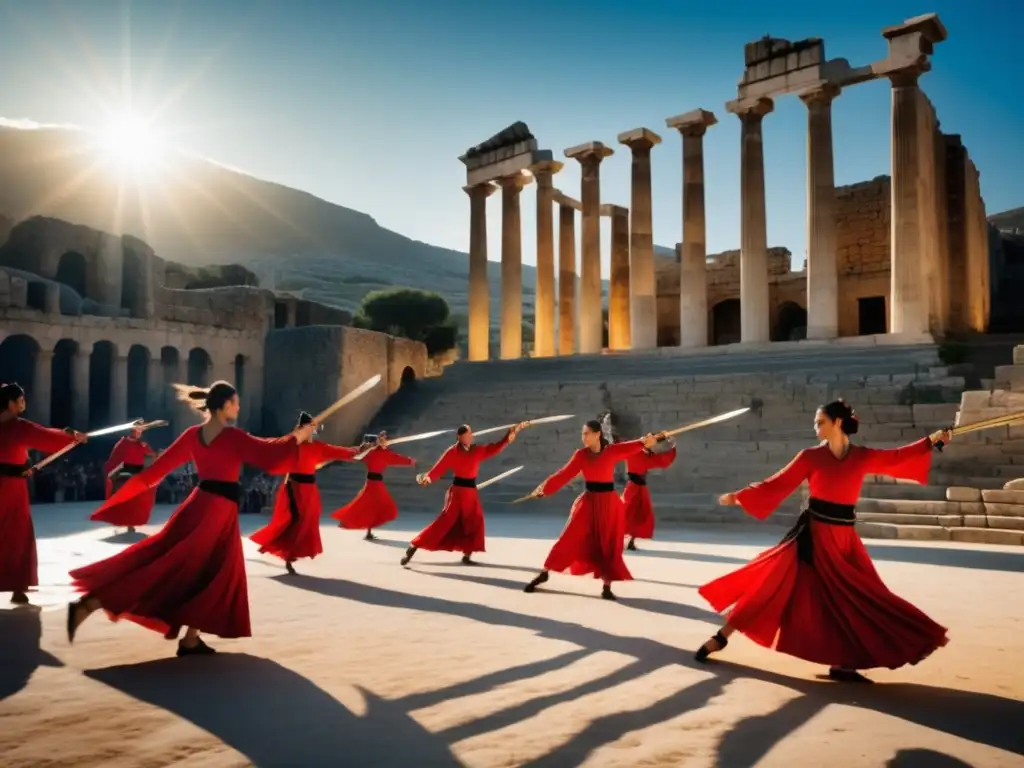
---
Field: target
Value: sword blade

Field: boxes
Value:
[664,407,750,438]
[473,414,575,437]
[29,420,142,474]
[477,465,523,490]
[88,420,145,438]
[135,419,169,431]
[952,410,1024,435]
[352,429,452,461]
[313,374,382,425]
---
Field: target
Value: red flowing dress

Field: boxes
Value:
[0,419,76,593]
[410,433,512,554]
[539,440,646,582]
[250,441,358,562]
[331,446,415,530]
[69,425,298,639]
[622,445,677,540]
[699,438,949,670]
[91,436,157,527]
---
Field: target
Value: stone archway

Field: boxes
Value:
[772,301,808,342]
[400,366,416,388]
[711,299,741,345]
[88,341,115,428]
[0,335,40,417]
[56,251,89,298]
[126,345,150,420]
[187,348,212,387]
[51,339,78,429]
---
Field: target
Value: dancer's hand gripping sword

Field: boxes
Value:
[27,419,146,475]
[351,429,452,462]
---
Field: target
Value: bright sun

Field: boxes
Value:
[97,112,165,174]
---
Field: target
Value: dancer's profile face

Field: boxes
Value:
[458,427,472,446]
[11,395,26,415]
[813,408,839,442]
[219,394,241,422]
[581,425,600,448]
[130,429,142,440]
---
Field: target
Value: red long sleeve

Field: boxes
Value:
[860,437,933,485]
[735,450,812,521]
[539,451,584,496]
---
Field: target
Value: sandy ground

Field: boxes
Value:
[1,502,1023,768]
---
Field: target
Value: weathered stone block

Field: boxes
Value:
[946,486,981,502]
[951,527,1024,545]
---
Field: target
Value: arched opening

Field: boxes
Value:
[51,339,78,429]
[711,299,741,345]
[187,348,212,387]
[234,354,246,397]
[400,365,416,388]
[126,345,150,420]
[88,341,115,429]
[274,302,288,329]
[121,244,145,316]
[0,334,39,399]
[772,301,808,342]
[26,281,46,311]
[56,251,89,298]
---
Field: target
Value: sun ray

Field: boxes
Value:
[19,157,104,223]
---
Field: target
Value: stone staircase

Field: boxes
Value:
[855,344,1024,545]
[315,338,1019,537]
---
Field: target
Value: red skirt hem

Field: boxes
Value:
[0,482,38,592]
[331,480,400,529]
[249,483,324,562]
[410,486,485,553]
[622,483,655,539]
[543,491,632,583]
[90,488,158,527]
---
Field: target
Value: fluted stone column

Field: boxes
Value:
[464,183,497,361]
[32,350,52,425]
[667,109,717,349]
[557,203,577,356]
[497,174,531,359]
[603,204,631,350]
[111,354,128,423]
[529,161,561,358]
[732,98,774,343]
[888,68,928,335]
[800,83,840,340]
[72,346,90,430]
[565,142,613,354]
[617,128,660,350]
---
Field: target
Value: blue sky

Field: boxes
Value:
[1,0,1021,274]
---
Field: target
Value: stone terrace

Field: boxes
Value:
[316,340,997,535]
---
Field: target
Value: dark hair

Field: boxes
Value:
[296,411,314,428]
[456,424,471,437]
[584,418,609,449]
[0,382,25,410]
[821,399,859,436]
[173,380,238,415]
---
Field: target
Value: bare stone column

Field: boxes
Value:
[729,98,773,343]
[32,350,52,425]
[800,83,840,340]
[147,355,164,416]
[529,161,562,358]
[617,128,661,349]
[565,142,613,354]
[72,346,90,430]
[111,354,128,424]
[667,109,717,349]
[556,199,577,356]
[602,204,631,350]
[464,182,497,361]
[888,68,928,335]
[497,174,531,359]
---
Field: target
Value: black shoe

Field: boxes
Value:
[601,585,616,601]
[177,638,216,657]
[695,630,729,663]
[626,538,637,551]
[828,667,873,683]
[10,591,29,605]
[461,554,476,565]
[127,526,136,533]
[400,546,416,566]
[524,571,549,593]
[365,530,376,540]
[285,560,297,575]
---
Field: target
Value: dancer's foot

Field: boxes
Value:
[164,625,182,641]
[10,591,29,605]
[461,554,476,565]
[695,630,729,663]
[400,546,417,566]
[177,637,216,657]
[127,526,136,534]
[66,598,95,644]
[364,530,376,541]
[601,584,616,601]
[524,571,549,593]
[626,537,637,551]
[285,560,297,575]
[828,667,873,684]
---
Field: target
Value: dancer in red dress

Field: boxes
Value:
[331,431,416,540]
[250,411,361,574]
[66,381,314,657]
[695,399,952,682]
[401,422,525,566]
[91,425,158,532]
[523,419,660,600]
[622,438,677,551]
[0,382,85,605]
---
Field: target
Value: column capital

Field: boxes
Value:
[666,108,718,137]
[564,141,614,163]
[463,182,498,199]
[727,97,774,122]
[495,172,532,191]
[528,160,564,184]
[799,82,841,107]
[886,64,928,88]
[75,343,94,357]
[617,128,662,151]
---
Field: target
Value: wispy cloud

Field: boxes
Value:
[0,117,82,130]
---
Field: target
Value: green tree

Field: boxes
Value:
[354,287,458,355]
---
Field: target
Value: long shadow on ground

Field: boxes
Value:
[0,607,63,704]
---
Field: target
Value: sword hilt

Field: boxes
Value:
[933,423,954,452]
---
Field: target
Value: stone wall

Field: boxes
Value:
[835,176,891,336]
[159,285,273,333]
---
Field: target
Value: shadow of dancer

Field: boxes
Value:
[86,653,463,768]
[886,748,975,767]
[0,607,64,703]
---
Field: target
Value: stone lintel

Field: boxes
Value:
[736,64,825,101]
[528,159,564,178]
[462,182,498,198]
[552,190,582,211]
[459,139,538,171]
[465,149,553,187]
[665,109,718,135]
[798,81,842,105]
[599,203,628,217]
[616,128,662,148]
[882,13,948,44]
[726,97,774,119]
[495,172,533,190]
[564,141,614,161]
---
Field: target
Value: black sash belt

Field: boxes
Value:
[122,463,144,474]
[626,473,647,486]
[198,479,242,504]
[452,476,477,488]
[366,472,384,481]
[781,497,857,564]
[288,473,316,484]
[585,481,615,493]
[0,462,28,478]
